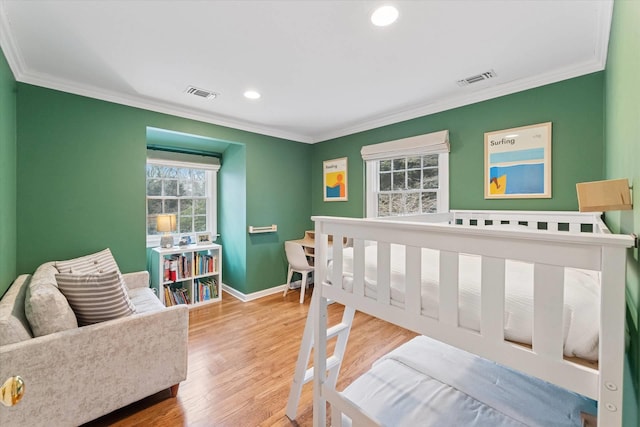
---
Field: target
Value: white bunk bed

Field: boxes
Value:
[303,210,634,427]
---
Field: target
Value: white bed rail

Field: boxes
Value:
[311,211,633,427]
[450,210,611,233]
[378,210,610,233]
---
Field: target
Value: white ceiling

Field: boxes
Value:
[0,0,612,143]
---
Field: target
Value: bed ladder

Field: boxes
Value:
[285,290,355,421]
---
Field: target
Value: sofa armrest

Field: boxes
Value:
[0,304,188,427]
[123,270,149,289]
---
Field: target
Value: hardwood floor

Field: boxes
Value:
[83,288,416,427]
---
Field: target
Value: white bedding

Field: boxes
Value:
[342,336,597,427]
[331,244,600,360]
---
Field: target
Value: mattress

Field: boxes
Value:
[330,244,600,360]
[341,336,597,427]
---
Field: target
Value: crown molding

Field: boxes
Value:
[0,2,26,79]
[17,70,315,143]
[1,52,608,148]
[311,59,606,142]
[594,0,613,69]
[1,2,313,143]
[1,0,612,145]
[7,60,607,145]
[310,0,613,142]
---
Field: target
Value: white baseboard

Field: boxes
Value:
[222,283,288,302]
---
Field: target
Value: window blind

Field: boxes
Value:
[146,148,221,169]
[360,130,449,161]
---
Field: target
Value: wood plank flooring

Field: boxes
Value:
[83,289,416,427]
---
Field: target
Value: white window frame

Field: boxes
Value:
[365,153,449,218]
[362,130,450,218]
[146,158,220,248]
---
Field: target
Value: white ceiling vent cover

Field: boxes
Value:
[457,70,497,87]
[185,86,218,99]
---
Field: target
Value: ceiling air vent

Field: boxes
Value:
[185,86,218,99]
[457,70,497,87]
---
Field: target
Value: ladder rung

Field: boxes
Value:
[286,292,355,422]
[302,355,341,383]
[327,322,350,339]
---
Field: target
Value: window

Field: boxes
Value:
[370,154,447,217]
[146,157,219,247]
[362,131,449,218]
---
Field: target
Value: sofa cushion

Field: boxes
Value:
[25,262,78,337]
[55,247,135,309]
[0,275,33,346]
[127,287,165,314]
[56,271,137,326]
[55,248,120,276]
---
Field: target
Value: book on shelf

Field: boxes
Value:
[194,276,218,303]
[176,254,191,280]
[163,254,194,282]
[169,258,178,282]
[193,252,218,276]
[164,283,191,306]
[163,285,175,306]
[163,258,170,281]
[175,287,190,305]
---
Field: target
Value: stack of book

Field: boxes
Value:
[193,253,218,276]
[193,277,218,303]
[163,284,191,306]
[163,254,193,282]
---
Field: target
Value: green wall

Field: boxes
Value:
[312,73,605,216]
[244,138,312,294]
[16,84,312,294]
[219,143,248,292]
[0,47,16,296]
[604,1,640,425]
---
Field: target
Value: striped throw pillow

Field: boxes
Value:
[55,271,136,326]
[55,248,136,322]
[55,248,120,275]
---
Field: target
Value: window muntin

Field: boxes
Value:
[367,153,448,218]
[146,160,217,246]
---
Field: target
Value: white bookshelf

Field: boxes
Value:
[150,243,222,308]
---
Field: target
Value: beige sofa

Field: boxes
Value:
[0,261,188,426]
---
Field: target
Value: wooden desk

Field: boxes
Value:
[288,230,317,259]
[287,230,349,262]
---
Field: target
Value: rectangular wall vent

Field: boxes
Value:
[457,70,497,87]
[185,86,218,99]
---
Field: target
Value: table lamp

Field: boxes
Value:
[157,214,176,248]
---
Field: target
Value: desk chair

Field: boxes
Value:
[283,241,314,303]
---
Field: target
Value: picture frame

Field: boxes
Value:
[196,232,212,245]
[484,122,552,199]
[323,157,348,201]
[178,236,190,246]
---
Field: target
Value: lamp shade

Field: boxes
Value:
[576,179,632,212]
[156,214,176,232]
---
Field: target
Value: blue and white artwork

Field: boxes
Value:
[485,123,552,199]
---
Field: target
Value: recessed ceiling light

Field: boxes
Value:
[371,5,399,27]
[244,90,261,100]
